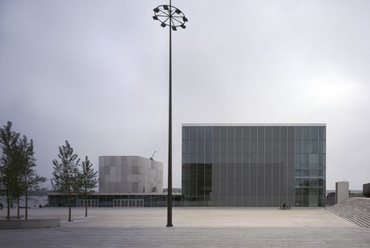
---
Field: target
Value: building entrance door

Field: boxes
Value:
[112,199,144,207]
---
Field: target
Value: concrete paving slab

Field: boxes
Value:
[1,207,369,247]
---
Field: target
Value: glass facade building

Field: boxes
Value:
[182,124,326,207]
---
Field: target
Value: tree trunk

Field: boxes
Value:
[6,187,10,220]
[17,198,20,219]
[25,188,28,220]
[68,189,72,222]
[85,196,88,217]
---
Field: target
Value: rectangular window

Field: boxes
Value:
[319,127,326,139]
[311,126,319,139]
[228,126,235,140]
[183,127,190,140]
[258,126,265,140]
[295,127,302,140]
[213,127,220,139]
[303,127,310,139]
[220,127,227,139]
[251,127,258,139]
[281,127,287,140]
[243,127,250,139]
[190,127,198,139]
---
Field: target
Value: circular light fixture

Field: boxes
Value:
[152,5,188,31]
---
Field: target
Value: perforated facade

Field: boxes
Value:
[182,124,326,207]
[99,156,163,194]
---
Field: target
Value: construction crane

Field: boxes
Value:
[50,179,56,191]
[150,151,156,160]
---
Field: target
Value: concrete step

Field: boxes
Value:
[328,198,370,228]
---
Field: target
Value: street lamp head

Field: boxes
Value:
[152,4,188,31]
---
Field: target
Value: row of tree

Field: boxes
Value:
[0,121,46,220]
[52,140,98,221]
[0,121,99,222]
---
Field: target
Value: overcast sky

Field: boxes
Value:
[1,0,369,190]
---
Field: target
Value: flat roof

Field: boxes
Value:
[47,192,181,196]
[182,123,326,127]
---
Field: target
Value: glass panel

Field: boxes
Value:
[213,127,220,139]
[265,140,272,154]
[243,126,250,139]
[281,140,287,153]
[190,140,197,153]
[287,127,294,139]
[303,127,310,139]
[295,127,302,140]
[258,139,265,154]
[213,139,220,154]
[243,139,250,154]
[235,140,242,154]
[281,127,287,140]
[265,127,272,140]
[221,140,228,154]
[273,140,280,153]
[251,127,258,139]
[205,127,212,140]
[228,140,235,153]
[319,140,326,154]
[198,140,205,153]
[220,127,227,139]
[235,127,242,139]
[273,127,280,140]
[319,126,326,139]
[258,126,265,140]
[182,140,190,153]
[319,154,326,167]
[303,140,310,153]
[311,126,319,139]
[251,140,258,153]
[198,127,205,140]
[311,140,319,154]
[205,140,212,153]
[190,127,197,139]
[183,127,190,140]
[228,126,235,140]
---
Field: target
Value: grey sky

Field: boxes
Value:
[1,0,369,190]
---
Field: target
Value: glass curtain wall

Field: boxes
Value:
[182,125,326,207]
[182,126,212,206]
[294,126,326,207]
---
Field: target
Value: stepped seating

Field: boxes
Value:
[328,197,370,228]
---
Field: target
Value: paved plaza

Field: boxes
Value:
[1,207,370,247]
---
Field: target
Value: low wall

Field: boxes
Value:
[0,219,60,229]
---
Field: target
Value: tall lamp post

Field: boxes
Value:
[152,1,188,227]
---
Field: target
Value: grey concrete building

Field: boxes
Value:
[336,181,349,204]
[99,156,163,194]
[182,124,326,207]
